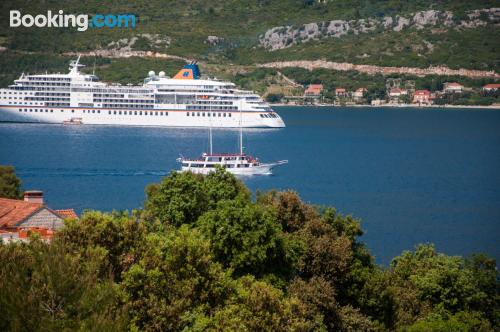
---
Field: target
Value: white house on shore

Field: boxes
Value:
[443,82,464,93]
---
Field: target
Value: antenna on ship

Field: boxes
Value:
[239,101,243,155]
[69,54,84,74]
[209,102,213,154]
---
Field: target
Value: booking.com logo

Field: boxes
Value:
[10,10,136,32]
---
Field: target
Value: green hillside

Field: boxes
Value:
[0,0,498,100]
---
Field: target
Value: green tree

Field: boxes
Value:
[265,93,284,103]
[192,276,325,332]
[196,198,303,281]
[404,311,492,332]
[0,165,22,199]
[122,226,233,332]
[56,210,148,280]
[142,168,249,227]
[0,238,127,331]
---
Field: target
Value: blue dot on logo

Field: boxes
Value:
[183,71,189,77]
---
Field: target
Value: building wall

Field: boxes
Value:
[18,208,64,230]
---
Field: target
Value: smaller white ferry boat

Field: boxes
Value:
[178,152,288,176]
[177,112,287,175]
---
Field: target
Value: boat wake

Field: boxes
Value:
[18,168,169,177]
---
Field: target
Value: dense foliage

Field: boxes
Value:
[0,165,22,199]
[0,0,498,98]
[0,1,498,70]
[0,168,498,331]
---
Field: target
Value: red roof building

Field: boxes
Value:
[304,84,324,96]
[0,191,77,238]
[482,83,500,91]
[412,90,432,105]
[55,209,79,219]
[335,88,347,96]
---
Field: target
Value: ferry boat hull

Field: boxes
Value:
[180,161,287,176]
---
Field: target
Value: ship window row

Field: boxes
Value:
[156,89,229,94]
[186,163,243,169]
[94,94,125,98]
[34,92,70,96]
[26,77,71,81]
[26,97,69,101]
[186,112,231,118]
[107,110,168,116]
[1,91,32,95]
[46,102,70,107]
[196,100,233,105]
[18,108,54,113]
[95,99,154,103]
[17,108,170,116]
[77,109,101,114]
[186,105,238,111]
[260,113,278,118]
[102,104,152,108]
[14,87,71,92]
[7,101,43,105]
[22,82,71,86]
[73,88,151,93]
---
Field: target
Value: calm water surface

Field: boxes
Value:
[1,107,499,264]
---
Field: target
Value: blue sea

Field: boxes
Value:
[1,107,499,264]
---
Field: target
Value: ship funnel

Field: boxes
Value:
[173,63,200,80]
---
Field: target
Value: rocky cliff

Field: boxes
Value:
[259,8,500,51]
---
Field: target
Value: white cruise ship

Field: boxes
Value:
[0,57,285,128]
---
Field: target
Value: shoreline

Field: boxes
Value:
[270,103,500,109]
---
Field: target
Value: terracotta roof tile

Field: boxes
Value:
[0,198,43,228]
[55,209,78,219]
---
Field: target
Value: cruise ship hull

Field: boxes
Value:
[0,106,285,128]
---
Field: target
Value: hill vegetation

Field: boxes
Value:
[0,168,498,331]
[0,1,498,101]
